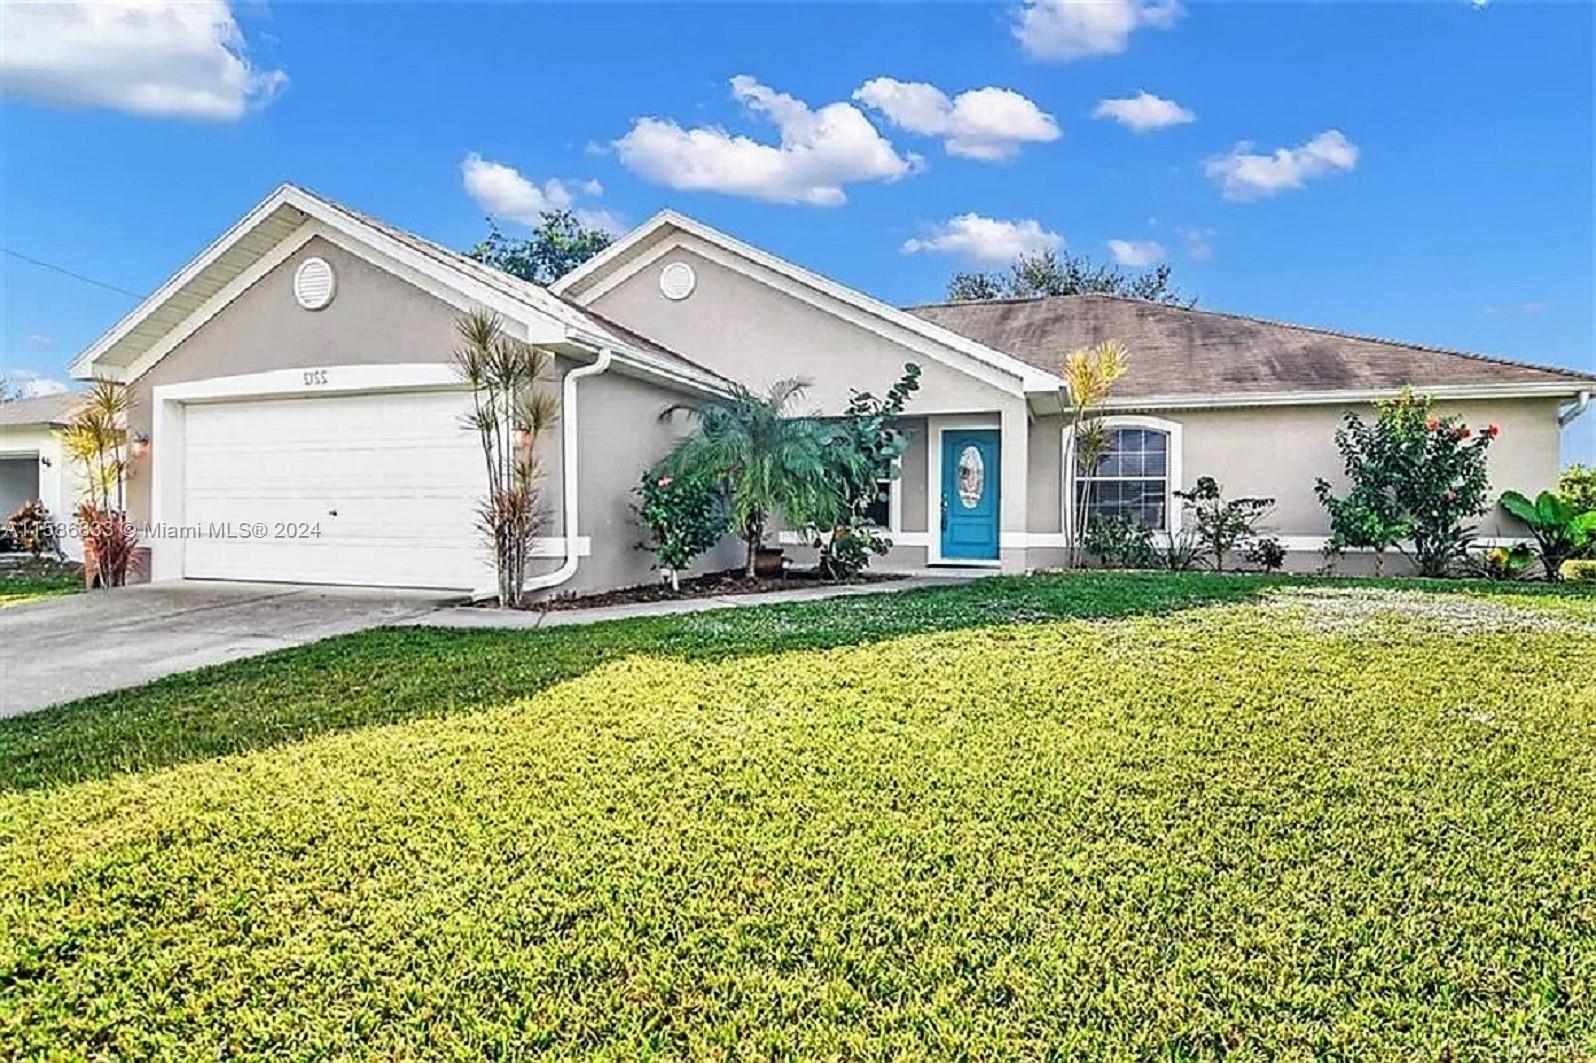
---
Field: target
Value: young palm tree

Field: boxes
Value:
[453,309,559,607]
[1061,341,1129,568]
[663,378,830,578]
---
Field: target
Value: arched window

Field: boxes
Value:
[1066,417,1182,534]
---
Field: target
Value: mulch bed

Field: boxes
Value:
[535,568,905,611]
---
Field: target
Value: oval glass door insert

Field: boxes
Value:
[957,445,985,508]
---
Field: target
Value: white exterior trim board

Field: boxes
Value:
[1099,381,1592,411]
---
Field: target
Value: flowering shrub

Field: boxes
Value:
[1316,389,1495,577]
[634,469,727,591]
[4,500,57,558]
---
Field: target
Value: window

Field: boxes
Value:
[1074,426,1172,531]
[863,477,894,529]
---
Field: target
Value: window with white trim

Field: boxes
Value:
[863,477,893,530]
[1076,426,1171,531]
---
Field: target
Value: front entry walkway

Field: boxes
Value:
[0,581,459,717]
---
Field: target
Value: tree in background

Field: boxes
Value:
[467,212,613,286]
[453,309,560,607]
[1559,464,1596,515]
[947,250,1194,307]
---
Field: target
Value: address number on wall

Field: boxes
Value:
[303,369,329,387]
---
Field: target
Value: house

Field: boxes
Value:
[0,392,89,558]
[68,184,1595,593]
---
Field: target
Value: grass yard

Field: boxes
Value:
[1,574,1594,1056]
[0,557,82,607]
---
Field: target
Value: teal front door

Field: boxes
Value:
[940,429,1000,561]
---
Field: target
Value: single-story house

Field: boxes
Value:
[68,183,1594,593]
[0,392,88,558]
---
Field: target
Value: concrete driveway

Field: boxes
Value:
[0,582,459,718]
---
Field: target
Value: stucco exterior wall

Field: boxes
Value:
[1027,396,1564,551]
[587,242,1011,415]
[123,234,715,592]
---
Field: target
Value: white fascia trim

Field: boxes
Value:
[1100,381,1594,411]
[925,414,1002,566]
[1061,414,1184,541]
[563,326,729,399]
[554,210,1059,394]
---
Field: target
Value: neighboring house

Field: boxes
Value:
[68,184,1595,593]
[0,392,88,558]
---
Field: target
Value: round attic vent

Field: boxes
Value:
[293,256,336,310]
[659,260,696,301]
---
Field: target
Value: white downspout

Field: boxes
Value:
[522,347,614,593]
[1559,389,1591,428]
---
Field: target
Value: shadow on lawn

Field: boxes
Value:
[0,571,1585,794]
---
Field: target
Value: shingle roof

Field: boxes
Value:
[906,294,1596,399]
[0,392,85,428]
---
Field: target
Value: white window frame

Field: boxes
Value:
[863,463,904,534]
[1061,414,1183,540]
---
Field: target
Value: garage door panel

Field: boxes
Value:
[180,389,490,589]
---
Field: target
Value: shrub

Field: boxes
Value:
[75,503,139,588]
[6,500,58,558]
[1082,514,1156,569]
[1175,476,1274,572]
[1558,464,1596,515]
[1471,543,1536,582]
[816,525,890,580]
[1315,390,1495,578]
[1498,489,1596,581]
[1560,559,1596,583]
[1244,536,1287,573]
[635,470,728,591]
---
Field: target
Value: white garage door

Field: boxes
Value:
[180,389,488,589]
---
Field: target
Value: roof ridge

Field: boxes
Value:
[906,292,1595,383]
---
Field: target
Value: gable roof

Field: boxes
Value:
[0,392,85,429]
[552,209,1062,394]
[69,184,729,397]
[908,294,1596,407]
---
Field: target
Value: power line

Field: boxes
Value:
[2,248,141,299]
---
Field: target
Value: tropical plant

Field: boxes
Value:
[62,380,140,587]
[1469,543,1536,582]
[1244,536,1287,574]
[6,500,58,558]
[1174,476,1274,573]
[1558,464,1596,516]
[1560,559,1596,582]
[806,365,922,580]
[947,249,1194,307]
[1159,523,1204,572]
[453,309,559,607]
[1081,514,1157,570]
[1498,490,1596,581]
[1315,390,1496,578]
[466,212,612,286]
[634,469,728,592]
[661,379,830,579]
[1061,341,1129,568]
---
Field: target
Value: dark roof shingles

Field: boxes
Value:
[906,294,1594,398]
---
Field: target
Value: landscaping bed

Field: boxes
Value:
[0,556,82,607]
[538,565,904,610]
[2,574,1594,1055]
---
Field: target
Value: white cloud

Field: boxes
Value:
[0,1,286,120]
[1,369,70,399]
[1092,91,1194,132]
[613,75,920,206]
[1014,0,1184,61]
[1203,130,1359,201]
[460,154,621,233]
[24,333,55,350]
[1485,300,1548,316]
[902,214,1062,264]
[1175,225,1215,261]
[853,78,1059,161]
[1106,239,1166,267]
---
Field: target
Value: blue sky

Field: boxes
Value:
[3,1,1592,462]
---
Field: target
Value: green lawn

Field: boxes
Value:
[0,557,82,607]
[2,573,1594,1056]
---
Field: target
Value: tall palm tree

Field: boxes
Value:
[663,379,829,578]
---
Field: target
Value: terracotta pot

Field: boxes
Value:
[754,547,786,578]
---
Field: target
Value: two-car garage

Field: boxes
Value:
[175,387,487,589]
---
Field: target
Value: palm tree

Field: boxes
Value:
[663,379,830,578]
[1061,341,1128,568]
